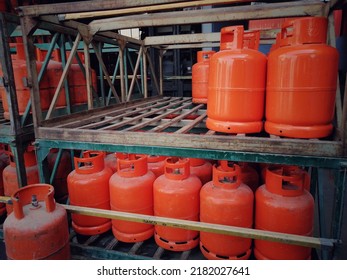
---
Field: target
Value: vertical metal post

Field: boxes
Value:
[49,148,63,185]
[20,16,43,130]
[35,143,50,184]
[106,54,120,105]
[331,166,347,241]
[143,47,148,98]
[159,49,164,96]
[10,141,28,187]
[59,34,71,114]
[119,42,126,102]
[0,14,22,135]
[83,39,93,109]
[98,42,105,106]
[124,48,129,98]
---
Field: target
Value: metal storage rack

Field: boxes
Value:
[11,0,347,259]
[0,12,35,187]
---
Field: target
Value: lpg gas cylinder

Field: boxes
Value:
[67,151,113,235]
[104,152,117,173]
[68,52,98,105]
[0,1,6,12]
[3,184,70,259]
[192,50,215,104]
[0,151,9,218]
[47,148,72,203]
[154,157,201,251]
[265,17,339,138]
[189,158,212,185]
[147,155,166,178]
[3,145,39,214]
[37,49,67,108]
[238,162,259,192]
[254,167,314,259]
[200,161,254,260]
[1,43,50,119]
[206,26,267,134]
[109,154,155,242]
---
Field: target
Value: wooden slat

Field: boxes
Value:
[62,204,335,249]
[174,112,207,134]
[100,98,188,130]
[18,0,191,16]
[89,1,325,32]
[37,126,343,158]
[122,101,193,131]
[77,98,182,130]
[59,0,253,21]
[150,104,204,132]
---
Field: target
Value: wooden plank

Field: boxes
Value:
[145,32,220,46]
[17,0,192,16]
[174,112,207,134]
[36,127,343,158]
[77,98,176,130]
[62,204,335,249]
[100,98,188,130]
[89,1,325,32]
[122,102,193,131]
[83,39,93,110]
[59,0,253,21]
[150,104,204,132]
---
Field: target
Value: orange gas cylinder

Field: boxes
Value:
[254,167,314,260]
[238,162,259,192]
[147,155,166,178]
[200,161,254,260]
[68,52,98,105]
[109,154,155,242]
[104,152,117,173]
[1,43,51,119]
[3,184,70,259]
[37,49,67,108]
[192,50,215,104]
[47,148,72,203]
[67,151,112,235]
[206,26,267,134]
[189,158,212,185]
[0,151,9,218]
[3,145,39,214]
[0,1,6,12]
[243,30,260,50]
[265,17,339,138]
[260,164,310,191]
[154,157,201,251]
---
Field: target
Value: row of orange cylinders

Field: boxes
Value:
[192,16,338,139]
[0,43,97,120]
[66,151,313,259]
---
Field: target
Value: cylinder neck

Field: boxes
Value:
[213,161,241,189]
[164,157,190,180]
[265,167,305,196]
[12,184,56,220]
[280,16,327,46]
[74,151,105,174]
[117,154,148,177]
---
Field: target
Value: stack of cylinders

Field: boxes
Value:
[189,158,212,185]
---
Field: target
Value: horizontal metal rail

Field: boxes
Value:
[0,196,337,250]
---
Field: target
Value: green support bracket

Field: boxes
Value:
[49,148,63,185]
[35,143,51,183]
